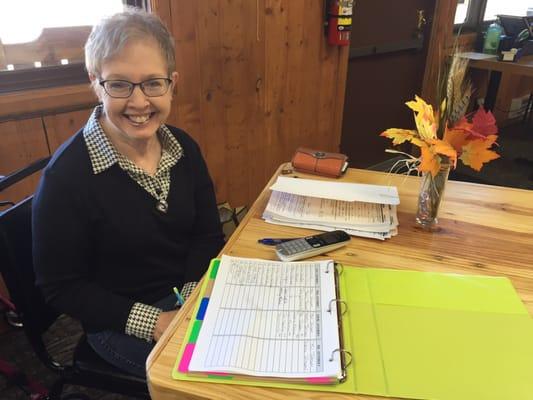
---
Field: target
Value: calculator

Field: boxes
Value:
[275,230,350,262]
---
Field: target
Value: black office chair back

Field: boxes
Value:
[0,197,64,372]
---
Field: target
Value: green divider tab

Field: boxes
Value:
[210,259,221,279]
[207,374,233,380]
[189,320,202,343]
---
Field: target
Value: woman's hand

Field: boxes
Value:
[153,310,178,341]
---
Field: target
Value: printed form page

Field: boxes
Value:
[188,255,341,379]
[265,191,393,230]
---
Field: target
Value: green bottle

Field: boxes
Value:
[483,22,503,55]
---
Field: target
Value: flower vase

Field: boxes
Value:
[415,160,451,230]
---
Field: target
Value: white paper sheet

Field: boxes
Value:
[269,177,400,205]
[188,256,341,379]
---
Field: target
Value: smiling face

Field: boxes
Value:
[92,38,178,147]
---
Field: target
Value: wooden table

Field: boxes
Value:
[147,164,533,400]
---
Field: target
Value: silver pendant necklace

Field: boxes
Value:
[156,198,168,213]
[155,184,168,213]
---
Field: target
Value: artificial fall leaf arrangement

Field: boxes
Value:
[380,54,500,177]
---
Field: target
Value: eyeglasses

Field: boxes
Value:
[99,78,173,98]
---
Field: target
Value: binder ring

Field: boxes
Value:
[329,348,353,368]
[325,260,335,273]
[327,299,347,315]
[334,262,344,276]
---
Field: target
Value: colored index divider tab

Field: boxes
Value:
[189,320,202,343]
[178,259,222,373]
[178,343,195,373]
[196,298,210,321]
[206,372,233,380]
[209,261,220,279]
[195,259,220,321]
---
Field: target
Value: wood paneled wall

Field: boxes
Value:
[43,108,94,151]
[152,0,349,207]
[0,108,92,206]
[0,118,49,204]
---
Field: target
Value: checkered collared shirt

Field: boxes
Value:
[83,105,183,209]
[83,105,197,341]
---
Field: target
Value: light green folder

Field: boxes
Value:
[173,260,533,399]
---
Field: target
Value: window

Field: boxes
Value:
[455,0,471,25]
[0,0,148,94]
[454,0,532,30]
[484,0,532,20]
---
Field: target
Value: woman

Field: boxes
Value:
[32,9,224,378]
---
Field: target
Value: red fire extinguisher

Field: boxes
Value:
[326,0,354,46]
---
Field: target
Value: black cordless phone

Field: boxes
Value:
[275,230,350,261]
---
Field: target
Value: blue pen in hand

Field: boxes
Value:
[173,286,185,306]
[257,238,296,246]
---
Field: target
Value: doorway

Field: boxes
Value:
[340,0,436,168]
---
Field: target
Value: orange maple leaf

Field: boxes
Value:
[459,135,500,171]
[429,139,457,167]
[443,127,469,153]
[380,128,417,145]
[418,144,440,177]
[450,116,471,130]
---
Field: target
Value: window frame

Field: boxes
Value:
[0,0,150,95]
[454,0,496,33]
[0,64,91,95]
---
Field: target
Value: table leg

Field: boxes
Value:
[484,70,502,111]
[522,93,533,125]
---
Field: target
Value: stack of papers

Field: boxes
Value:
[262,177,400,240]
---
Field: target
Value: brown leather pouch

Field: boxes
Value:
[291,147,348,178]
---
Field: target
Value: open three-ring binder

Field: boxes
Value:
[173,255,533,399]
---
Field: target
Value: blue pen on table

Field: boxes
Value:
[173,286,185,306]
[257,238,297,246]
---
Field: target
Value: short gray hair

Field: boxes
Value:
[85,8,176,78]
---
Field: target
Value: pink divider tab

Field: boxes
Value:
[178,343,196,373]
[305,377,336,384]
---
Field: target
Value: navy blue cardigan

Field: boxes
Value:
[32,125,224,333]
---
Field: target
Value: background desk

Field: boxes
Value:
[463,52,533,78]
[460,52,533,121]
[147,164,533,400]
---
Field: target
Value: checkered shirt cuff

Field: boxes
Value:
[181,282,198,301]
[125,303,162,342]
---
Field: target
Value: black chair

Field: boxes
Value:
[0,168,150,399]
